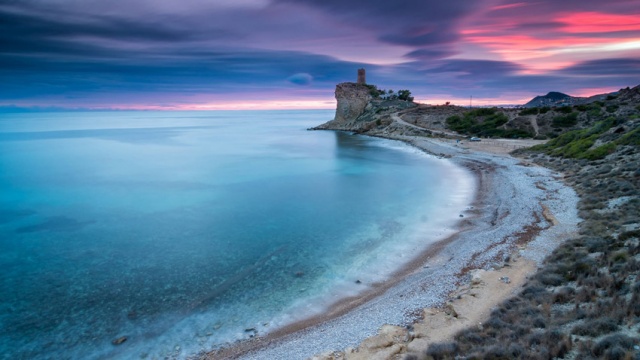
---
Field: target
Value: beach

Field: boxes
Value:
[206,134,580,359]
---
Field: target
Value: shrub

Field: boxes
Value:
[365,84,384,98]
[555,106,574,114]
[446,110,533,138]
[592,334,636,357]
[606,104,619,113]
[397,89,414,102]
[537,271,565,286]
[617,128,640,146]
[470,107,497,116]
[583,143,616,160]
[539,106,551,114]
[446,115,473,132]
[426,342,459,359]
[519,107,539,115]
[588,109,603,118]
[552,112,579,127]
[572,318,619,337]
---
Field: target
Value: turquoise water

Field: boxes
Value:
[0,110,471,359]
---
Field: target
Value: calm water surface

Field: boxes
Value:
[0,110,470,359]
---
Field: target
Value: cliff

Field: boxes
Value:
[313,82,418,133]
[314,82,372,130]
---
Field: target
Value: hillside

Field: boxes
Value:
[419,110,640,360]
[523,90,617,108]
[314,84,640,143]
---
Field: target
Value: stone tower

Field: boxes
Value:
[357,68,366,84]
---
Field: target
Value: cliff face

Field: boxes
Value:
[314,82,372,130]
[334,82,371,124]
[314,82,417,133]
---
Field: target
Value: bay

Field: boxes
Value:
[0,110,470,359]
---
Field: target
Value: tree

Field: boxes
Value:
[398,89,414,102]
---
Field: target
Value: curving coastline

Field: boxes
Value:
[206,130,580,359]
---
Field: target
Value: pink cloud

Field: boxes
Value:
[558,12,640,33]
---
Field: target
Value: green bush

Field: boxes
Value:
[446,115,474,132]
[539,106,551,114]
[364,84,383,98]
[530,118,622,160]
[582,142,616,160]
[617,128,640,146]
[574,104,589,111]
[555,106,573,114]
[606,104,619,113]
[397,89,414,102]
[587,109,602,118]
[552,112,578,127]
[446,110,532,138]
[519,107,539,115]
[550,135,598,158]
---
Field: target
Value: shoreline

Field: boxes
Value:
[205,133,580,360]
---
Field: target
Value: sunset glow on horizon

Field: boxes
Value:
[1,0,639,110]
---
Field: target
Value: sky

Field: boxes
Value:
[1,0,639,110]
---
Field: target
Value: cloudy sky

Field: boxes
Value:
[1,0,639,109]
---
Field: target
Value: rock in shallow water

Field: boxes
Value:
[112,336,127,345]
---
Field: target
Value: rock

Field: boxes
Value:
[332,83,371,125]
[444,303,458,318]
[597,164,613,174]
[244,327,256,333]
[499,276,511,284]
[355,279,362,284]
[459,214,464,217]
[127,310,137,320]
[407,337,431,353]
[111,336,127,345]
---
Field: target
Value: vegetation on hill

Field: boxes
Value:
[529,117,639,160]
[446,108,533,138]
[364,84,414,102]
[419,117,640,360]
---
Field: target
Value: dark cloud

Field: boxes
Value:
[0,44,367,101]
[277,0,489,46]
[405,48,458,61]
[427,60,522,76]
[287,73,314,86]
[556,58,640,77]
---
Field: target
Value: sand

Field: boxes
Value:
[205,135,580,360]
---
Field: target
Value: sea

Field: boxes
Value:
[0,110,472,359]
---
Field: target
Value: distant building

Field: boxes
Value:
[357,68,366,84]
